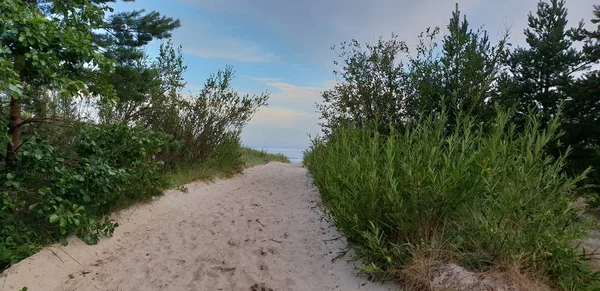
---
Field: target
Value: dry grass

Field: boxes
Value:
[398,248,551,291]
[399,250,439,291]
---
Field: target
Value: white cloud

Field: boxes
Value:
[173,19,280,63]
[183,84,203,93]
[251,78,334,112]
[249,77,282,83]
[240,78,335,148]
[250,107,311,127]
[180,0,597,64]
[184,43,279,63]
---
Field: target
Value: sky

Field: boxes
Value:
[113,0,597,150]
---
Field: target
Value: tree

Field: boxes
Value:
[591,5,600,30]
[318,4,505,134]
[494,0,587,125]
[0,0,181,166]
[1,0,109,166]
[494,0,600,194]
[438,4,506,127]
[560,4,600,188]
[94,9,181,123]
[317,35,410,134]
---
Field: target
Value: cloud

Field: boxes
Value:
[243,106,320,149]
[180,0,478,64]
[180,0,597,64]
[183,40,279,63]
[249,77,282,83]
[171,17,280,63]
[251,78,334,112]
[250,107,311,127]
[240,78,335,148]
[241,123,317,149]
[183,84,203,93]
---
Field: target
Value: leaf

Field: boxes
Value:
[8,84,22,97]
[49,214,59,224]
[82,195,91,203]
[6,173,14,180]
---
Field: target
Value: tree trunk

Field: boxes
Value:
[6,55,23,167]
[6,98,22,166]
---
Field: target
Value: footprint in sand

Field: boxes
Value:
[252,248,268,257]
[250,283,274,291]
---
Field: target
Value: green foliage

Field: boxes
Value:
[494,0,586,123]
[0,0,108,92]
[438,5,507,126]
[151,66,269,167]
[0,124,168,268]
[318,4,505,135]
[241,148,290,167]
[308,1,600,289]
[493,0,600,207]
[166,145,289,188]
[318,35,409,134]
[0,0,267,274]
[304,111,599,289]
[95,13,182,122]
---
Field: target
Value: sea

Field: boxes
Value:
[264,148,305,164]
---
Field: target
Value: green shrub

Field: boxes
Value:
[304,111,599,289]
[0,123,169,268]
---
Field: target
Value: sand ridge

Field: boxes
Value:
[1,163,396,291]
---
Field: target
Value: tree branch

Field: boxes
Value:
[18,117,64,127]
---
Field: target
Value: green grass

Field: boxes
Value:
[240,147,290,166]
[165,147,289,188]
[303,112,599,290]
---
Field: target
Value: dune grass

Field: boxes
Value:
[303,112,599,290]
[240,147,290,166]
[165,147,289,188]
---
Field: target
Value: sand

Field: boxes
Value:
[1,163,397,291]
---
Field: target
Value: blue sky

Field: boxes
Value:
[113,0,596,149]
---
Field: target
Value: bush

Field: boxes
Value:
[0,123,169,268]
[304,111,599,290]
[0,64,270,269]
[149,66,269,167]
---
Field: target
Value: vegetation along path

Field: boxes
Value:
[2,163,395,291]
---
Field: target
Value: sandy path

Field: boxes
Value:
[1,163,396,291]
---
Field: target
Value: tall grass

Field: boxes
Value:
[166,145,289,187]
[241,148,290,166]
[303,111,599,290]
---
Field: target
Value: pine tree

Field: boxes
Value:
[495,0,586,125]
[592,5,600,30]
[93,8,181,123]
[439,4,505,126]
[560,4,600,187]
[495,0,600,190]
